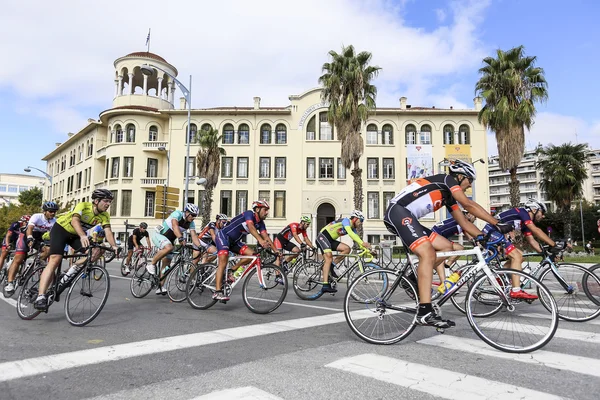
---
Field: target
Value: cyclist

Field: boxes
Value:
[274,216,315,272]
[482,199,564,299]
[0,215,28,271]
[315,210,371,294]
[383,160,512,328]
[33,190,119,310]
[5,203,59,296]
[197,214,228,263]
[71,224,108,268]
[124,222,150,273]
[148,204,203,295]
[213,200,276,301]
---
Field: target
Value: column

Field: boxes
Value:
[143,74,148,95]
[157,76,163,99]
[128,73,134,95]
[170,82,176,102]
[114,79,119,97]
[117,75,123,96]
[168,81,175,103]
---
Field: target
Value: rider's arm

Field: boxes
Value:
[342,219,369,248]
[132,233,139,248]
[25,224,34,238]
[451,189,500,227]
[189,229,202,247]
[103,226,118,248]
[261,231,276,249]
[450,208,483,238]
[524,234,544,253]
[291,226,304,245]
[526,224,555,248]
[70,215,88,239]
[171,218,184,240]
[305,235,314,248]
[245,219,265,244]
[209,228,217,243]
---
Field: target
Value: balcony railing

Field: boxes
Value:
[142,141,168,151]
[141,177,167,186]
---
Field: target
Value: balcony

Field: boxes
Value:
[140,177,167,187]
[96,146,107,159]
[142,141,168,152]
[94,180,107,189]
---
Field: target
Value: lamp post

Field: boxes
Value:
[141,64,192,204]
[24,166,52,199]
[580,198,585,245]
[158,146,170,219]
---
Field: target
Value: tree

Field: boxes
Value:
[319,45,381,214]
[475,46,548,206]
[196,126,226,226]
[536,143,589,239]
[18,187,43,208]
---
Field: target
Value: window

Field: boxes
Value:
[18,186,28,193]
[274,191,286,218]
[0,185,6,192]
[405,124,416,144]
[337,158,346,179]
[237,157,249,178]
[149,125,158,142]
[109,190,118,217]
[420,124,431,144]
[366,124,378,145]
[115,124,123,143]
[184,156,196,178]
[260,124,271,144]
[111,157,120,178]
[383,158,395,179]
[187,123,198,144]
[221,157,233,178]
[69,151,75,167]
[236,190,248,214]
[147,158,158,178]
[367,235,381,245]
[76,172,82,189]
[121,190,132,217]
[259,157,271,178]
[124,157,134,177]
[222,124,234,144]
[88,139,94,156]
[459,124,470,144]
[105,159,109,179]
[186,190,195,206]
[78,146,83,162]
[443,125,454,145]
[126,124,136,142]
[367,192,379,219]
[275,124,287,144]
[275,157,286,179]
[319,158,334,178]
[383,192,394,208]
[382,124,394,145]
[258,190,270,204]
[307,158,316,179]
[319,112,333,140]
[144,192,155,217]
[367,158,379,179]
[383,235,396,243]
[220,190,232,216]
[8,185,17,193]
[238,123,249,144]
[306,115,316,140]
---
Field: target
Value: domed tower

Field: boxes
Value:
[112,52,178,110]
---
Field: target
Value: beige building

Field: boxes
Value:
[0,173,45,207]
[42,51,489,243]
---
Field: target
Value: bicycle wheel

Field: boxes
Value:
[451,267,506,317]
[538,263,600,322]
[65,265,110,327]
[344,268,418,345]
[583,263,600,306]
[120,255,129,276]
[129,262,153,298]
[466,269,558,353]
[166,262,194,303]
[292,260,324,300]
[242,264,288,314]
[346,262,381,289]
[186,263,218,310]
[16,266,44,320]
[0,265,6,287]
[93,257,105,281]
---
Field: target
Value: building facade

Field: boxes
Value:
[42,51,489,243]
[0,173,45,207]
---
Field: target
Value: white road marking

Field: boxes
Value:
[519,312,600,326]
[247,297,342,311]
[0,294,17,307]
[192,386,284,400]
[479,321,600,344]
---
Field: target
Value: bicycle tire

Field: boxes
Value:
[65,265,110,327]
[129,262,153,298]
[466,268,558,353]
[93,257,105,281]
[583,263,600,306]
[120,254,130,276]
[16,266,44,320]
[166,262,194,303]
[346,261,381,291]
[344,268,418,345]
[242,263,288,314]
[292,260,324,300]
[0,265,6,287]
[186,263,218,310]
[450,266,506,317]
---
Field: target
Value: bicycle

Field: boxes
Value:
[121,246,150,276]
[16,242,116,326]
[2,244,43,298]
[0,249,16,291]
[344,234,559,353]
[186,248,287,314]
[278,246,318,276]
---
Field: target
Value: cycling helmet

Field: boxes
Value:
[184,203,199,215]
[448,159,476,180]
[252,200,270,211]
[91,189,114,200]
[350,210,365,222]
[139,222,148,229]
[524,199,547,215]
[216,213,228,221]
[20,215,31,224]
[42,201,59,212]
[97,229,106,237]
[300,215,312,224]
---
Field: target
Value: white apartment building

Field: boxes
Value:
[0,173,45,207]
[41,51,489,243]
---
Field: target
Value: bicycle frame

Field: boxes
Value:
[203,253,266,293]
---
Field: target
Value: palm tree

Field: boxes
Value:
[536,143,589,239]
[475,46,548,206]
[196,126,226,226]
[319,45,381,213]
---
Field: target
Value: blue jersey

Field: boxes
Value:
[431,218,463,239]
[87,225,105,238]
[220,210,267,242]
[160,210,196,242]
[483,207,533,236]
[3,222,21,244]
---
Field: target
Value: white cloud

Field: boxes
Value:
[435,8,447,22]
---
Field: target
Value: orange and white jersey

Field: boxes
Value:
[390,174,462,219]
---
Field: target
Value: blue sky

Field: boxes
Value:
[0,0,598,175]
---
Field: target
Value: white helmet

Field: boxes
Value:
[524,199,547,214]
[184,203,199,215]
[350,210,365,222]
[448,159,476,180]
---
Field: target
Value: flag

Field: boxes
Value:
[145,29,151,46]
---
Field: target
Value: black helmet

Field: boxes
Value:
[140,222,148,229]
[42,201,59,212]
[92,189,114,200]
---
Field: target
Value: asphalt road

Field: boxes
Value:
[0,260,599,400]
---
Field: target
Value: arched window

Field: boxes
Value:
[126,123,136,142]
[222,124,234,144]
[201,123,212,132]
[149,125,158,142]
[260,124,272,144]
[459,124,470,144]
[275,124,287,144]
[382,124,393,145]
[187,123,198,144]
[319,112,333,140]
[420,124,432,144]
[366,124,378,145]
[405,124,416,144]
[88,138,93,156]
[306,115,316,140]
[115,124,123,143]
[443,125,454,145]
[238,123,250,144]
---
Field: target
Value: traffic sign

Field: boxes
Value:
[156,185,180,195]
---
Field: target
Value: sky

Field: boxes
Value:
[1,0,598,175]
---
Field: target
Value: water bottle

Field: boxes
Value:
[60,267,78,285]
[233,266,245,279]
[437,272,461,294]
[520,266,532,286]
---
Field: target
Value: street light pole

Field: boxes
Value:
[24,166,53,200]
[580,198,585,245]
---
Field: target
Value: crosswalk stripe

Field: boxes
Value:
[327,353,567,400]
[0,295,17,307]
[479,321,600,344]
[520,313,600,326]
[191,386,284,400]
[418,335,600,378]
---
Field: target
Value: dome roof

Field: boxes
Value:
[124,52,167,63]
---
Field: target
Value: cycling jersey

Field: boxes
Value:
[220,210,266,242]
[199,221,217,243]
[160,210,196,242]
[483,208,533,236]
[320,217,362,244]
[56,202,110,235]
[389,174,461,218]
[279,223,308,241]
[2,222,22,247]
[88,225,106,243]
[127,227,148,247]
[431,217,463,239]
[28,213,56,239]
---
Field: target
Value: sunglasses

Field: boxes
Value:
[189,213,198,218]
[467,177,474,184]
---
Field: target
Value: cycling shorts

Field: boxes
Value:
[214,230,248,256]
[315,231,342,254]
[383,203,434,251]
[49,223,84,256]
[274,235,298,252]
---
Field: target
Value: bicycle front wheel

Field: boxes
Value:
[344,269,418,345]
[292,260,324,300]
[242,264,287,314]
[16,266,44,320]
[166,262,194,303]
[346,262,381,289]
[466,269,558,353]
[129,262,153,298]
[583,263,600,306]
[186,263,218,310]
[65,265,110,327]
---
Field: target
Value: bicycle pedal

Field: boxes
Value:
[436,328,445,334]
